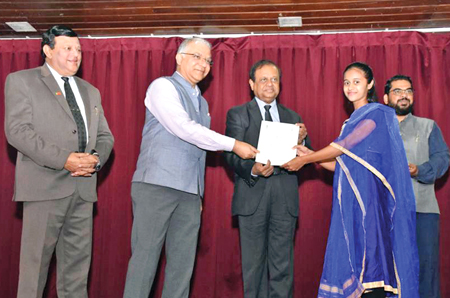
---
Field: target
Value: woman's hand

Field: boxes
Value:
[281,156,306,171]
[294,144,313,157]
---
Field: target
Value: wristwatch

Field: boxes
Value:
[90,149,102,172]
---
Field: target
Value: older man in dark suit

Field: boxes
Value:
[4,25,114,298]
[224,60,310,298]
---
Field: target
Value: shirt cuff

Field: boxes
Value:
[223,136,236,152]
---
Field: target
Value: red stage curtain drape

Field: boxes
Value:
[1,31,449,298]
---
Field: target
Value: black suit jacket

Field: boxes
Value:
[224,99,311,217]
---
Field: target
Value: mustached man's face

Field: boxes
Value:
[176,41,211,87]
[44,36,82,76]
[249,64,280,104]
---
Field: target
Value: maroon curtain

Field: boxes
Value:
[1,31,449,298]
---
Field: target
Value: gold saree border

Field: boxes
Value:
[330,142,396,203]
[336,156,367,283]
[319,275,364,298]
[362,280,399,294]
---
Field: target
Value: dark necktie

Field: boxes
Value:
[264,105,273,122]
[62,77,87,152]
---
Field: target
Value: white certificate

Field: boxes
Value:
[255,121,299,166]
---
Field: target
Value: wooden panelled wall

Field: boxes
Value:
[1,0,450,37]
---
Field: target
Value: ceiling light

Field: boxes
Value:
[278,17,302,28]
[6,22,37,32]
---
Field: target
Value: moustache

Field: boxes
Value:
[398,98,411,103]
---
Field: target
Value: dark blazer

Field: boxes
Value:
[4,64,114,202]
[224,99,310,217]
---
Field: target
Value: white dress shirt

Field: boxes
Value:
[254,97,280,122]
[145,72,235,152]
[47,63,89,141]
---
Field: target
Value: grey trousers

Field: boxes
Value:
[123,182,201,298]
[17,191,93,298]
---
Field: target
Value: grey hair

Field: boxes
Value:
[177,37,211,54]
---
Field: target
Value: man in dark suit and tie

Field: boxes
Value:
[4,25,114,298]
[224,60,310,298]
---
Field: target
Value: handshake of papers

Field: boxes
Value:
[255,121,299,166]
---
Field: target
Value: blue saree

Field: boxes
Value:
[317,103,419,298]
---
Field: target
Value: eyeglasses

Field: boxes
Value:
[390,88,414,96]
[181,53,213,66]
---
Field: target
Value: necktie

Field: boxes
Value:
[264,105,273,122]
[62,77,87,152]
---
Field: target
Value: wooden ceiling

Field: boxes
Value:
[1,0,450,37]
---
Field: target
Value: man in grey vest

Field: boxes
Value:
[123,37,257,298]
[384,75,449,298]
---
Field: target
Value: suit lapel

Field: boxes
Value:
[245,99,263,147]
[40,65,73,120]
[277,103,289,123]
[248,98,263,129]
[75,77,91,128]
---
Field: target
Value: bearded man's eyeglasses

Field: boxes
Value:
[390,88,414,96]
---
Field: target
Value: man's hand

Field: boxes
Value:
[64,153,99,177]
[252,160,274,177]
[233,140,259,159]
[281,156,305,172]
[64,152,90,172]
[73,154,99,177]
[409,163,419,177]
[295,123,308,144]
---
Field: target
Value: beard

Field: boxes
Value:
[388,98,414,116]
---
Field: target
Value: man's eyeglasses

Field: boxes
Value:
[390,88,414,96]
[181,53,213,66]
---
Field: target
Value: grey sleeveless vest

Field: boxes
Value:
[132,73,211,196]
[400,114,439,213]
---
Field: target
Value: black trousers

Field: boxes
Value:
[238,175,297,298]
[362,287,385,298]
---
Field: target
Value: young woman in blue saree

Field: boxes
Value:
[282,62,419,298]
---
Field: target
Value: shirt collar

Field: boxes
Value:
[254,97,277,108]
[46,63,72,80]
[175,71,200,96]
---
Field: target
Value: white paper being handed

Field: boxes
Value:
[255,121,299,166]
